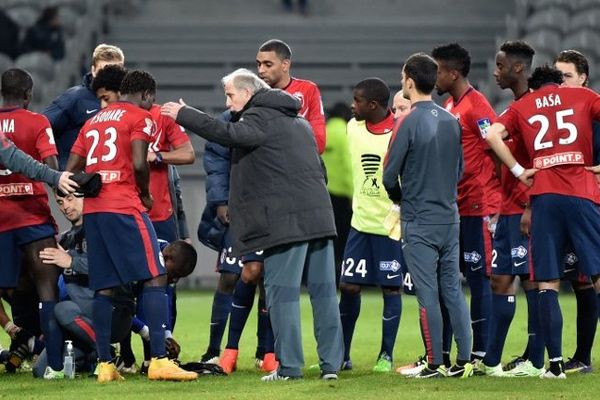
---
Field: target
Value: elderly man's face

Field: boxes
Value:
[224,80,252,112]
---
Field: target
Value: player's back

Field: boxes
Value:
[73,101,154,215]
[507,84,600,202]
[0,107,56,231]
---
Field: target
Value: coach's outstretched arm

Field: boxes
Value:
[162,100,267,148]
[0,133,77,193]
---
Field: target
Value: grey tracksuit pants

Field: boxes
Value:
[263,238,343,377]
[402,221,472,365]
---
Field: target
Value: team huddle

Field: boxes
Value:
[0,37,598,383]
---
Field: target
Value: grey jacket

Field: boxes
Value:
[0,133,61,186]
[177,88,336,255]
[383,100,463,225]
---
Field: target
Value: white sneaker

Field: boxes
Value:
[261,371,294,381]
[399,362,426,377]
[541,369,566,379]
[43,366,64,380]
[506,360,545,377]
[484,363,506,377]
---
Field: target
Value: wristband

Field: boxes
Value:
[154,151,163,165]
[510,163,525,178]
[4,321,17,333]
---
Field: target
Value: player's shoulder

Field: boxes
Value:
[467,88,494,108]
[289,77,320,93]
[19,108,51,126]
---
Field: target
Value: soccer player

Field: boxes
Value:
[383,53,473,379]
[554,49,597,374]
[66,70,197,382]
[431,43,500,363]
[338,78,403,373]
[0,68,72,379]
[477,41,545,377]
[44,44,124,168]
[485,65,600,379]
[217,38,328,374]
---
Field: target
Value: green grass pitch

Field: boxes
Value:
[0,290,597,399]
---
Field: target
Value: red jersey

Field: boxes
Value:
[444,87,501,216]
[0,107,56,232]
[284,77,326,154]
[497,84,600,204]
[147,105,190,222]
[71,101,155,215]
[499,138,530,215]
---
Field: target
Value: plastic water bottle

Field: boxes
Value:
[64,340,75,379]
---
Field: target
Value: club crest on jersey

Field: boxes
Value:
[565,253,578,265]
[379,260,401,272]
[463,251,481,263]
[477,118,491,138]
[292,92,305,109]
[511,245,528,259]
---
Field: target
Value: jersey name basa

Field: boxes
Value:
[535,94,561,109]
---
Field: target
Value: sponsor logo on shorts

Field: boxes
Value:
[564,253,578,266]
[533,151,584,169]
[511,246,528,259]
[380,260,401,273]
[463,251,481,263]
[477,118,491,138]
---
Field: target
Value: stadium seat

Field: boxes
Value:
[0,53,14,73]
[562,30,600,59]
[15,51,55,81]
[526,7,570,34]
[5,4,39,29]
[529,0,573,12]
[522,29,562,54]
[568,8,600,33]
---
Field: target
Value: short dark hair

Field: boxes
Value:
[500,40,536,69]
[555,49,590,86]
[403,53,438,94]
[354,78,390,108]
[431,43,471,77]
[168,240,197,277]
[258,39,292,60]
[92,64,128,93]
[527,65,563,90]
[119,70,156,96]
[1,68,33,99]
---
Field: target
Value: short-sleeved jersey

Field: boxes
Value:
[284,77,326,154]
[444,87,500,216]
[0,107,56,232]
[147,105,190,222]
[497,84,600,204]
[347,112,395,235]
[498,137,530,215]
[71,101,155,215]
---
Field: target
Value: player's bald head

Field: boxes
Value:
[1,68,33,100]
[354,78,390,108]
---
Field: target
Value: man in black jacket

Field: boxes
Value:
[162,68,343,381]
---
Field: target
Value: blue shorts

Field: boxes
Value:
[339,228,404,287]
[0,223,56,288]
[84,212,166,291]
[562,249,592,284]
[531,194,600,281]
[460,216,493,277]
[491,214,530,276]
[152,214,177,243]
[217,229,243,274]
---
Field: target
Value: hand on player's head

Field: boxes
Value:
[58,171,78,194]
[161,99,186,120]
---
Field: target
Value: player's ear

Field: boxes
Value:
[513,61,524,74]
[281,58,291,73]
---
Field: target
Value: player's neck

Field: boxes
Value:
[73,218,83,227]
[368,108,390,125]
[511,80,529,100]
[450,80,470,101]
[1,100,25,109]
[274,75,292,89]
[410,92,432,103]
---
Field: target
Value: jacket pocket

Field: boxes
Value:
[239,205,270,241]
